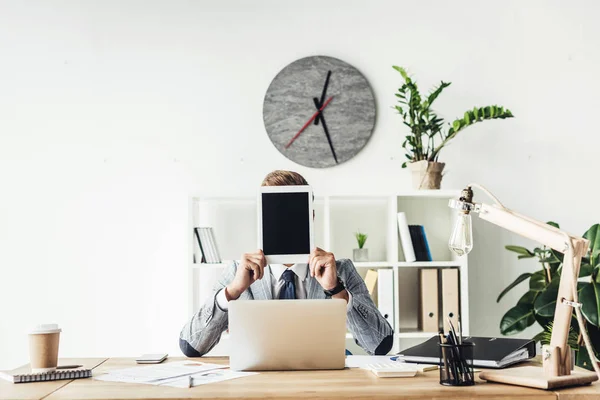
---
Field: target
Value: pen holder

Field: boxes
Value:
[439,341,475,386]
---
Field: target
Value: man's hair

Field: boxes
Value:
[261,170,309,187]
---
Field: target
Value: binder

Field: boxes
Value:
[419,269,439,332]
[377,269,395,330]
[397,336,536,368]
[364,269,378,296]
[397,212,416,262]
[442,268,460,333]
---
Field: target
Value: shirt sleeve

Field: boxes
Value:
[215,288,229,311]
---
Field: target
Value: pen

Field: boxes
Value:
[57,365,83,369]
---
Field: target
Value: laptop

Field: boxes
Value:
[229,299,346,371]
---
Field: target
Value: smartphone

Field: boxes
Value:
[136,353,168,364]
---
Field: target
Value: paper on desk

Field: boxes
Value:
[345,356,437,372]
[158,369,257,388]
[345,356,394,368]
[94,361,227,384]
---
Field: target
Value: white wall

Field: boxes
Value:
[1,0,599,369]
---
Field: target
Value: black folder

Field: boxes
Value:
[397,336,536,369]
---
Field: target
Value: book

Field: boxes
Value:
[200,228,215,263]
[364,269,378,296]
[207,228,222,263]
[194,228,206,263]
[194,227,221,263]
[397,212,416,262]
[397,336,536,368]
[408,225,432,262]
[0,368,92,384]
[377,269,395,330]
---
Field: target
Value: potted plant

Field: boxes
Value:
[393,66,514,189]
[497,222,600,370]
[353,231,369,262]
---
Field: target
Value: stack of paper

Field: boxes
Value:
[345,356,437,373]
[95,361,256,388]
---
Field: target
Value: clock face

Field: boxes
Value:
[263,56,376,168]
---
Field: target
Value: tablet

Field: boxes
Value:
[258,185,314,264]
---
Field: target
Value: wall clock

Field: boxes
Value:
[263,56,376,168]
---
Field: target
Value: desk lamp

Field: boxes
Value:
[448,184,599,389]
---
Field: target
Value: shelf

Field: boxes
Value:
[396,261,463,268]
[352,262,394,268]
[192,261,462,270]
[395,189,461,199]
[353,261,463,268]
[192,263,228,269]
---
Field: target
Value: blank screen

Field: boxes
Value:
[261,192,310,255]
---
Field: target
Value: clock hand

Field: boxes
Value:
[315,70,332,126]
[313,97,338,164]
[285,96,333,149]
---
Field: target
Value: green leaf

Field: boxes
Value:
[547,221,560,229]
[518,290,539,305]
[534,312,553,331]
[392,66,409,81]
[583,224,600,265]
[500,304,535,335]
[426,81,451,107]
[533,279,560,317]
[532,330,548,345]
[497,273,532,303]
[529,270,548,291]
[581,281,600,327]
[580,262,594,278]
[505,245,535,257]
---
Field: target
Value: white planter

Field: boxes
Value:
[408,160,445,190]
[353,248,369,262]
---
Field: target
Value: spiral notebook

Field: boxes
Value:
[0,368,92,384]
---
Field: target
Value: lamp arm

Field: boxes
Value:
[567,237,600,378]
[467,183,506,208]
[451,184,600,380]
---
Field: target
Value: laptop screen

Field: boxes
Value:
[261,191,310,256]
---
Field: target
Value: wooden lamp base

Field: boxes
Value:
[480,366,598,390]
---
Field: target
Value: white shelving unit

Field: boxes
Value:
[188,190,469,355]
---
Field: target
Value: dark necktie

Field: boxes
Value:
[278,269,296,300]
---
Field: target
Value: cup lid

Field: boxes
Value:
[29,324,61,334]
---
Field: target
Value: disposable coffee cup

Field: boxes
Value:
[29,324,61,373]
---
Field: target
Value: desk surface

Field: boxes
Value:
[4,357,600,400]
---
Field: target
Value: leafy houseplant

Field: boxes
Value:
[497,222,600,370]
[393,66,514,189]
[353,232,368,262]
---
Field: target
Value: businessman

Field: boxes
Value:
[179,170,394,356]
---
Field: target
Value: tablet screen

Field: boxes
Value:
[261,192,310,255]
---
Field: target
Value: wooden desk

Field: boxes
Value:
[4,357,600,400]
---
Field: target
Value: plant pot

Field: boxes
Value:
[353,248,369,262]
[408,160,445,190]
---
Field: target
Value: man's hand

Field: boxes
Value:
[226,250,267,301]
[308,247,338,290]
